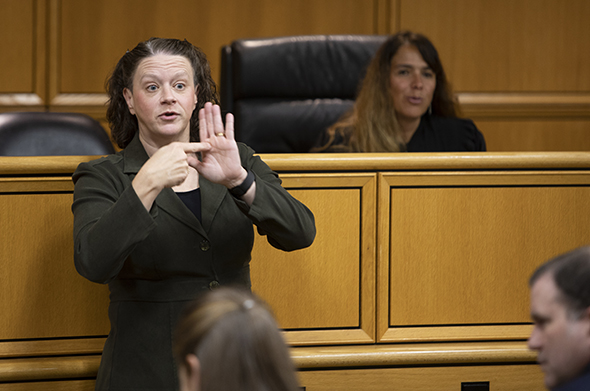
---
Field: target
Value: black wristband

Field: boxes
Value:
[229,170,255,197]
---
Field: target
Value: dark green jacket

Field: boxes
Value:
[72,134,315,390]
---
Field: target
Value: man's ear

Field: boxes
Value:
[123,88,135,115]
[179,354,201,391]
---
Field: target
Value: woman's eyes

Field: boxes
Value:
[396,69,435,78]
[144,83,186,91]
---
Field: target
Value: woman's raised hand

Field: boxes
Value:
[193,102,247,188]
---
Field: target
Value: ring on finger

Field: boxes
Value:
[215,132,225,137]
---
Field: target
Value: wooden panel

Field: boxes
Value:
[291,341,536,368]
[253,188,360,328]
[0,341,536,387]
[54,0,377,97]
[0,0,35,93]
[376,0,396,35]
[458,93,590,119]
[0,187,110,340]
[0,380,95,391]
[298,364,544,391]
[389,186,589,324]
[399,0,590,92]
[378,171,590,342]
[0,0,46,108]
[251,174,376,345]
[0,356,99,382]
[0,156,98,176]
[476,119,590,152]
[5,153,590,176]
[0,338,105,359]
[260,152,590,171]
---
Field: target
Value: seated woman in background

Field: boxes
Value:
[174,287,301,391]
[313,30,486,152]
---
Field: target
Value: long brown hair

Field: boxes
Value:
[318,31,457,152]
[174,287,300,391]
[106,38,220,149]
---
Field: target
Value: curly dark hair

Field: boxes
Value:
[106,37,220,149]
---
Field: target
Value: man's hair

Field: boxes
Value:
[173,287,300,391]
[530,246,590,317]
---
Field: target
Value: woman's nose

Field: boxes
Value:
[160,86,176,103]
[412,73,423,89]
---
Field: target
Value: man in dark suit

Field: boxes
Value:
[528,246,590,390]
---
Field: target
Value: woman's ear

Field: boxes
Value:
[179,354,201,391]
[123,88,136,115]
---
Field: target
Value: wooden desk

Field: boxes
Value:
[4,152,586,390]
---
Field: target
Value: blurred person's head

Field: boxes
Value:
[528,246,590,389]
[174,287,300,391]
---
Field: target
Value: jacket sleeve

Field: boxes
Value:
[71,159,157,284]
[233,143,316,251]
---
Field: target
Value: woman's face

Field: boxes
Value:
[389,44,436,125]
[123,54,197,146]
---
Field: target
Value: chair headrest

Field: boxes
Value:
[229,35,388,99]
[0,112,115,156]
[220,35,388,153]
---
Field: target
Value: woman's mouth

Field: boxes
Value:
[159,111,179,120]
[408,97,423,104]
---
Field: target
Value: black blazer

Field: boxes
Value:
[72,133,316,390]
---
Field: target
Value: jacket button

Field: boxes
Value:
[200,240,210,251]
[209,280,220,289]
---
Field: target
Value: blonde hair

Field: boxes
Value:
[174,287,300,391]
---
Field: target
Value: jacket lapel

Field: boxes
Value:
[199,177,227,234]
[122,133,226,237]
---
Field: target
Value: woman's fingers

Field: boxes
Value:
[198,108,207,142]
[199,102,235,140]
[182,141,210,170]
[198,102,215,140]
[182,142,211,154]
[211,104,225,135]
[225,113,235,140]
[205,103,215,138]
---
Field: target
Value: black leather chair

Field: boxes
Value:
[0,112,115,156]
[220,35,388,153]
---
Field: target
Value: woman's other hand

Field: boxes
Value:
[133,141,211,211]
